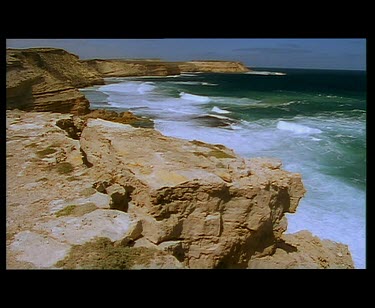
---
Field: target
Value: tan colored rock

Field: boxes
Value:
[84,59,180,77]
[248,230,354,269]
[9,231,71,268]
[84,59,249,77]
[34,209,140,245]
[131,252,185,269]
[6,110,353,269]
[179,60,250,73]
[6,48,104,114]
[80,118,306,268]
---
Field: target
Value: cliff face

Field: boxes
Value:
[84,59,181,77]
[80,120,305,268]
[6,48,354,269]
[6,48,250,114]
[179,60,250,73]
[6,110,354,269]
[84,59,250,77]
[6,48,104,114]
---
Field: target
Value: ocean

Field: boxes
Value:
[80,67,366,268]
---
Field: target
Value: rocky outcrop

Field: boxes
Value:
[84,59,250,77]
[6,110,354,269]
[79,118,303,268]
[84,59,181,77]
[6,48,250,114]
[248,231,354,269]
[179,60,250,73]
[6,48,104,114]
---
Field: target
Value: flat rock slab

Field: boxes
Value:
[9,231,71,268]
[35,209,139,245]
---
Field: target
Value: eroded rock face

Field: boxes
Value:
[179,60,250,73]
[6,110,354,269]
[248,231,354,269]
[80,118,305,268]
[6,48,104,114]
[84,59,181,77]
[84,59,250,77]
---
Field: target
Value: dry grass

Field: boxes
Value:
[36,146,57,158]
[55,205,77,217]
[193,150,235,159]
[55,203,97,217]
[55,237,158,269]
[56,162,74,174]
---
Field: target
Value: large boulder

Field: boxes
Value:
[80,118,306,268]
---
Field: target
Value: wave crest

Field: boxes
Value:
[180,92,211,103]
[277,121,322,134]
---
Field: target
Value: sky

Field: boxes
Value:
[6,38,366,70]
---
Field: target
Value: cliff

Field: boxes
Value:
[84,59,181,77]
[84,59,250,77]
[6,48,250,113]
[6,48,104,114]
[6,48,353,269]
[6,110,354,269]
[179,60,250,73]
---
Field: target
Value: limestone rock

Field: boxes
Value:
[248,230,354,269]
[179,60,250,73]
[80,118,306,268]
[34,209,140,245]
[81,109,154,128]
[9,231,71,268]
[6,48,104,114]
[84,59,181,77]
[6,110,354,269]
[84,59,250,77]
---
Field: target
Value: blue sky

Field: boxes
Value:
[6,38,366,70]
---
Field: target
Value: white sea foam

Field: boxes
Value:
[211,106,231,114]
[180,73,198,77]
[93,78,366,268]
[171,81,205,85]
[99,81,156,95]
[170,81,218,86]
[202,82,218,86]
[201,113,231,120]
[277,120,322,134]
[245,71,286,76]
[180,92,211,103]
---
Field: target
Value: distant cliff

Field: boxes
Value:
[84,59,181,77]
[6,48,354,269]
[6,48,250,114]
[6,48,104,114]
[84,59,250,77]
[179,60,250,73]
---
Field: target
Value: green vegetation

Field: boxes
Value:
[55,205,77,217]
[37,177,49,182]
[55,237,158,269]
[67,176,80,182]
[193,151,206,157]
[56,162,74,174]
[25,142,38,148]
[193,150,235,159]
[82,187,97,197]
[208,150,235,159]
[36,146,57,158]
[191,140,226,150]
[55,203,97,217]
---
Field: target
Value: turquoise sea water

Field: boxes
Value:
[80,68,366,268]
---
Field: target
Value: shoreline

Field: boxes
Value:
[6,47,356,269]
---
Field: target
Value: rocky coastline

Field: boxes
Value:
[6,48,354,269]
